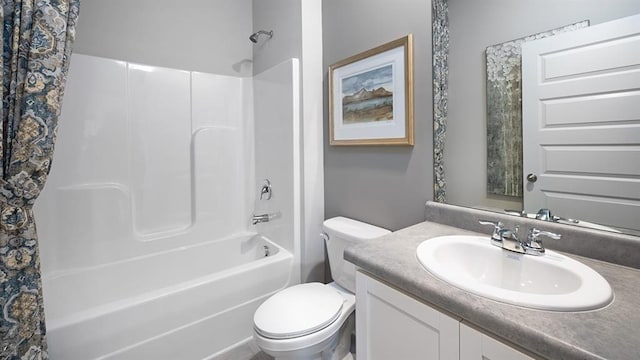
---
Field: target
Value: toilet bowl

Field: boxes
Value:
[254,282,355,360]
[252,217,390,360]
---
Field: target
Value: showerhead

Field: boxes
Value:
[249,30,273,43]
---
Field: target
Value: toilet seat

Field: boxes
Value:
[254,283,344,339]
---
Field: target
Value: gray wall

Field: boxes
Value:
[323,0,433,231]
[251,0,302,75]
[445,0,640,211]
[74,0,253,76]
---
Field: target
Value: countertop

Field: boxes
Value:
[345,221,640,360]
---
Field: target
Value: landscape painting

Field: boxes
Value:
[341,65,394,124]
[329,34,414,146]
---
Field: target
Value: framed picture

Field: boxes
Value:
[329,35,414,146]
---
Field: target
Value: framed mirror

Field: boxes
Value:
[433,0,640,235]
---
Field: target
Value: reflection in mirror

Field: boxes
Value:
[485,21,588,198]
[433,0,640,235]
[504,208,623,234]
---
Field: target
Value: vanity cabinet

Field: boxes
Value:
[460,323,533,360]
[356,272,533,360]
[355,271,459,360]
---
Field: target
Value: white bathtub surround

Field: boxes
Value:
[253,60,301,283]
[251,0,325,284]
[35,54,303,359]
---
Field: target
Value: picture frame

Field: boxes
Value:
[329,34,414,146]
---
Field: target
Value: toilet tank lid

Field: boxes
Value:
[322,217,391,242]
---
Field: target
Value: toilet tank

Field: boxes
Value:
[323,217,391,293]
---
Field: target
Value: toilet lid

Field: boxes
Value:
[254,283,344,339]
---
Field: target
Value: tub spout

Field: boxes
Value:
[251,211,281,225]
[252,213,269,225]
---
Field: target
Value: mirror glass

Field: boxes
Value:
[439,0,640,235]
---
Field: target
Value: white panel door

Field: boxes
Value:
[356,272,460,360]
[522,14,640,231]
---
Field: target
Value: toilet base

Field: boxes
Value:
[259,313,354,360]
[322,314,354,360]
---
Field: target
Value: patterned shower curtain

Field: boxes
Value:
[0,0,79,358]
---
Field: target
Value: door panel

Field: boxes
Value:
[356,272,460,360]
[522,14,640,231]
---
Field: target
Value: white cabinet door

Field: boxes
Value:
[460,323,533,360]
[356,272,460,360]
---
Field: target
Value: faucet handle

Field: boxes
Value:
[259,179,272,200]
[551,215,579,224]
[528,228,561,242]
[525,228,561,254]
[478,219,503,227]
[504,209,527,217]
[478,220,505,243]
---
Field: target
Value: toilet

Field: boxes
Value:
[253,217,391,360]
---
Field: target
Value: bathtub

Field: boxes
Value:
[42,233,294,359]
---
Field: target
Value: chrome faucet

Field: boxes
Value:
[478,220,561,256]
[479,220,523,251]
[251,211,281,225]
[535,208,578,224]
[497,225,524,253]
[535,208,553,221]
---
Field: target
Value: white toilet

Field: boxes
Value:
[253,217,390,360]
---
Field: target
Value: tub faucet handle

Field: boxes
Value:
[260,179,272,200]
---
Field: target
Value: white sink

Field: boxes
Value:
[416,235,613,311]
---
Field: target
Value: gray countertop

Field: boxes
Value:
[345,221,640,360]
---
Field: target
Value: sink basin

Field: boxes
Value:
[416,235,613,311]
